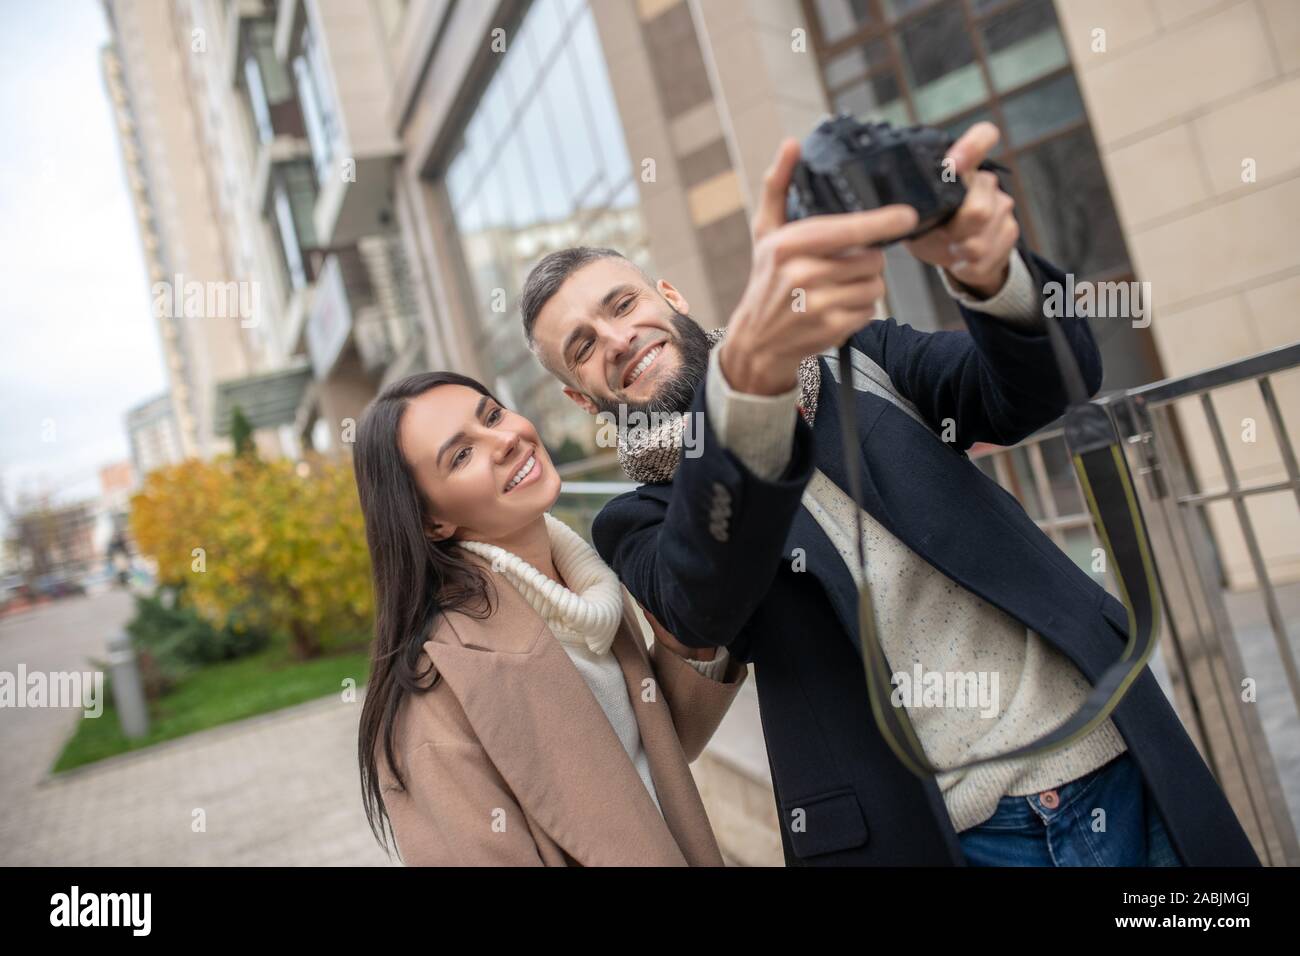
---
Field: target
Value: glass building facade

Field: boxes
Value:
[439,0,652,458]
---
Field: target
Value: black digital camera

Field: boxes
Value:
[785,114,996,244]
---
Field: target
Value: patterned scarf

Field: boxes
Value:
[616,327,822,483]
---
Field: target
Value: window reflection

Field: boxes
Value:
[499,134,539,231]
[271,160,318,291]
[570,9,632,195]
[813,0,878,44]
[824,38,891,88]
[1000,72,1085,147]
[241,21,282,145]
[981,0,1069,93]
[547,42,602,205]
[441,0,652,452]
[899,1,987,123]
[292,23,340,184]
[518,92,568,224]
[243,54,275,145]
[522,0,565,65]
[833,74,908,126]
[885,0,941,19]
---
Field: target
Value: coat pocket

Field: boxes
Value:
[780,787,870,859]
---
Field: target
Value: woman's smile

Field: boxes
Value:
[502,447,542,494]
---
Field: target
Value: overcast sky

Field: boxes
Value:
[0,0,164,516]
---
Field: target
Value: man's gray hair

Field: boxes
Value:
[520,246,652,353]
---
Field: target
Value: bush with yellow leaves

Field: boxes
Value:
[130,452,373,659]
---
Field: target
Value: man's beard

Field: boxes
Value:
[588,309,711,418]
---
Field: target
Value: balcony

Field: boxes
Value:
[303,237,420,382]
[274,0,402,248]
[237,13,313,213]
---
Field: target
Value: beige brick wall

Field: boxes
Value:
[1056,0,1300,588]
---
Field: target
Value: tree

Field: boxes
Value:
[129,452,372,659]
[230,405,256,459]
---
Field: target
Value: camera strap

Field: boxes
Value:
[841,235,1163,778]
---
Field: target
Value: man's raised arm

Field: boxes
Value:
[592,141,917,654]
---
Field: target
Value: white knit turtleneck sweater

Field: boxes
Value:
[459,514,731,818]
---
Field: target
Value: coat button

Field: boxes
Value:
[1039,789,1060,809]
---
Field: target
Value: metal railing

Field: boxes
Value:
[1096,342,1300,866]
[557,342,1300,865]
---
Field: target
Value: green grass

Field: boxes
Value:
[52,640,372,774]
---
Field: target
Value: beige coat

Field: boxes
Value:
[377,549,748,866]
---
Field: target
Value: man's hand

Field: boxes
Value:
[903,122,1019,299]
[721,138,919,396]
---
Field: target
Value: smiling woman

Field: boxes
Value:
[351,369,747,866]
[396,378,563,546]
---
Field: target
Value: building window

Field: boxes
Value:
[805,0,1152,388]
[438,0,651,451]
[242,20,280,144]
[243,53,275,145]
[237,19,302,152]
[271,160,319,291]
[293,22,341,185]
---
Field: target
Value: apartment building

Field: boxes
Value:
[101,1,255,462]
[125,392,185,477]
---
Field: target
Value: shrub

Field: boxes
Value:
[130,452,373,660]
[123,590,270,697]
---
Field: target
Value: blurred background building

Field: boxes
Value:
[83,0,1297,863]
[101,8,253,463]
[96,0,1298,585]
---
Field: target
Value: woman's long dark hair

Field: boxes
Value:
[353,370,502,857]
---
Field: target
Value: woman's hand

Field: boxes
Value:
[639,603,716,661]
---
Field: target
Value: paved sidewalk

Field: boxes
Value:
[0,591,393,866]
[10,583,1285,866]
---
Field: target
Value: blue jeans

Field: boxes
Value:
[957,752,1183,866]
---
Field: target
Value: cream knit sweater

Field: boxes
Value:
[459,515,731,819]
[703,254,1127,833]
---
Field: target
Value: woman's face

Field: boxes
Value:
[397,384,562,545]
